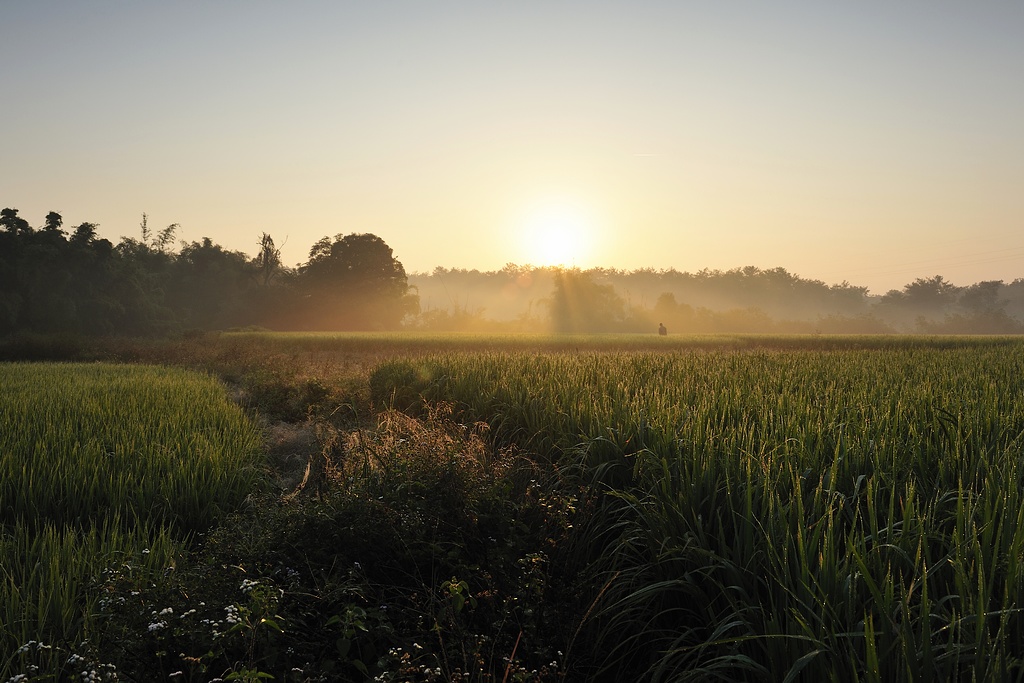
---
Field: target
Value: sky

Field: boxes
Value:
[3,1,1023,294]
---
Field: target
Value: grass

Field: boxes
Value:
[4,333,1024,681]
[0,363,263,533]
[369,340,1024,680]
[0,363,262,678]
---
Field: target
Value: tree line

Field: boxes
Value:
[0,208,417,336]
[411,266,1024,334]
[4,206,1022,336]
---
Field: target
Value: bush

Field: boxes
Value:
[93,403,584,681]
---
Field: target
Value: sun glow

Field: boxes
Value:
[520,202,595,267]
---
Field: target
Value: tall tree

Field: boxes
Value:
[252,233,283,287]
[43,211,63,234]
[167,237,253,329]
[297,233,418,329]
[0,208,30,234]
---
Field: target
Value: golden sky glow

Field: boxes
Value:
[2,2,1022,293]
[513,200,601,268]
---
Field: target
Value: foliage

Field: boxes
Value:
[9,334,1024,681]
[0,208,420,336]
[8,204,1024,337]
[0,363,263,679]
[0,208,123,335]
[77,402,580,681]
[369,337,1024,680]
[410,265,1024,334]
[297,232,420,330]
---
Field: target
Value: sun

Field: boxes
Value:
[520,202,594,267]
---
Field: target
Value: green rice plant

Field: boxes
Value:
[0,362,263,678]
[370,339,1024,680]
[0,363,263,534]
[0,518,178,669]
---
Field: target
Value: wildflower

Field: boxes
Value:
[148,621,167,632]
[159,607,174,617]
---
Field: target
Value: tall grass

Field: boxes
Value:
[371,340,1024,680]
[0,363,263,674]
[0,363,263,534]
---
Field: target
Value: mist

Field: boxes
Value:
[409,266,1024,335]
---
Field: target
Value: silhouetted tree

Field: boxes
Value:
[959,280,1004,314]
[0,210,127,334]
[43,212,63,234]
[166,237,253,329]
[113,215,182,334]
[876,275,963,332]
[252,233,283,287]
[0,208,30,234]
[903,275,959,313]
[297,233,418,330]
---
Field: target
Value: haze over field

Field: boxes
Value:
[3,2,1022,294]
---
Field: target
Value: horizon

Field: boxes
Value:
[3,202,1019,297]
[4,2,1022,296]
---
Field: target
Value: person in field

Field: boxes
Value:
[658,322,667,336]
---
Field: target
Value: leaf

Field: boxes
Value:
[260,616,284,633]
[781,649,825,683]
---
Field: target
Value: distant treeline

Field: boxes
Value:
[3,206,1022,336]
[412,266,1024,334]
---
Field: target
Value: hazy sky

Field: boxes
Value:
[4,1,1022,294]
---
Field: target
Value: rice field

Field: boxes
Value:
[370,339,1024,680]
[5,335,1024,680]
[0,363,263,674]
